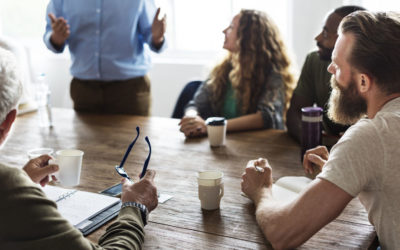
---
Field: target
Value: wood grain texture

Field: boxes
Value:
[1,108,376,249]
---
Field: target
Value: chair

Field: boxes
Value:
[171,80,202,118]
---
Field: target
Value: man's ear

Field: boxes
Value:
[357,73,372,94]
[0,109,17,139]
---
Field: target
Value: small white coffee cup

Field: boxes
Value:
[51,149,84,187]
[205,117,227,147]
[27,148,54,159]
[197,170,224,210]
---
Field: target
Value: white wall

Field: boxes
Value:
[290,0,343,68]
[32,54,211,117]
[148,60,210,117]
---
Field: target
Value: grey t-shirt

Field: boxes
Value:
[318,97,400,250]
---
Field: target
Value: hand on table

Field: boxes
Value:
[48,13,70,47]
[23,155,59,187]
[241,158,273,204]
[121,169,158,212]
[179,115,207,137]
[303,146,329,175]
[151,8,166,47]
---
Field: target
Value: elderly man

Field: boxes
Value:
[286,5,365,144]
[0,48,158,249]
[242,11,400,249]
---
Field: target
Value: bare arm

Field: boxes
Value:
[242,159,353,249]
[227,112,264,132]
[286,93,313,143]
[256,179,352,249]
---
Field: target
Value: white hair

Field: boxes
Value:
[0,47,22,123]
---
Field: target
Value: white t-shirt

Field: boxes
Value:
[318,97,400,250]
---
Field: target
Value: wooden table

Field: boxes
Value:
[2,108,376,249]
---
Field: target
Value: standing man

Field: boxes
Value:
[286,5,365,144]
[43,0,167,115]
[0,47,158,249]
[242,11,400,249]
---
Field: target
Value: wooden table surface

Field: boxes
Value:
[2,108,376,249]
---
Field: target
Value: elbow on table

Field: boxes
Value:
[261,223,306,250]
[267,233,305,250]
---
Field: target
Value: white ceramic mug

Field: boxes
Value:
[197,170,224,210]
[52,149,84,187]
[205,117,227,147]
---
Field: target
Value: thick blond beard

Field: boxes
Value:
[327,75,367,125]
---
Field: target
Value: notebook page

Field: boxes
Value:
[271,184,299,203]
[42,185,120,226]
[274,176,312,193]
[42,185,74,201]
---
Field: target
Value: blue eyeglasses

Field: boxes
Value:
[115,126,151,182]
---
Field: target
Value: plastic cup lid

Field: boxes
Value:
[205,117,226,126]
[301,106,323,116]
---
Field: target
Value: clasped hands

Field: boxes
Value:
[179,115,207,137]
[241,146,330,203]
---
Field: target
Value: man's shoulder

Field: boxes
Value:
[303,51,330,68]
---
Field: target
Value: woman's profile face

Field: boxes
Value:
[222,14,240,52]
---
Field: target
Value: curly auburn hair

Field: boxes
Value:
[207,9,295,115]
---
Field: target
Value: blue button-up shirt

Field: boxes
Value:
[44,0,166,81]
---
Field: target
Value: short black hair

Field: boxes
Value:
[334,5,366,18]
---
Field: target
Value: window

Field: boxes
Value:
[154,0,290,60]
[0,0,48,44]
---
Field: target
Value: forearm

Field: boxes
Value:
[256,198,308,249]
[255,179,351,249]
[44,30,65,53]
[255,193,313,250]
[151,36,165,50]
[98,207,145,250]
[227,112,264,132]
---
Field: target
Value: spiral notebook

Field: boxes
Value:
[42,185,121,235]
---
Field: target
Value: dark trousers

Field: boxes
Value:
[70,76,151,115]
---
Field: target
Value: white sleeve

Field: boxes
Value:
[317,119,382,197]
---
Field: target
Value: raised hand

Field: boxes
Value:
[151,8,167,47]
[48,13,70,47]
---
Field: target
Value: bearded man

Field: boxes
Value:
[286,5,365,144]
[242,11,400,249]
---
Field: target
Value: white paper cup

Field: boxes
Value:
[53,149,84,187]
[205,117,227,147]
[27,148,54,159]
[197,170,224,210]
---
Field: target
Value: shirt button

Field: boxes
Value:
[96,9,100,13]
[96,30,99,35]
[95,52,99,57]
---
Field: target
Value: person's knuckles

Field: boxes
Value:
[245,166,254,174]
[263,166,272,175]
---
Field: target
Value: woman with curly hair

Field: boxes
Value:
[179,9,295,137]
